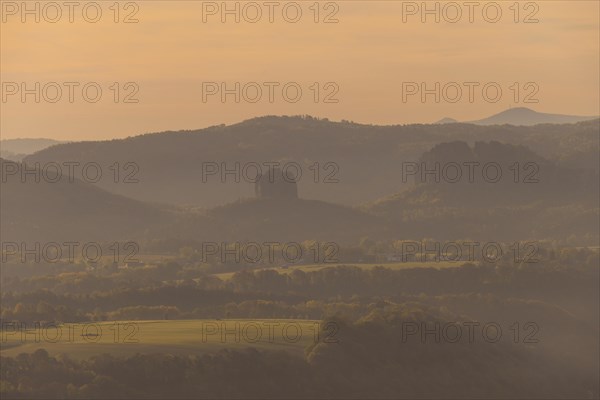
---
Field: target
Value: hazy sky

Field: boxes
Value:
[1,0,599,140]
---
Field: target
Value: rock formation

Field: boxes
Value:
[255,167,298,199]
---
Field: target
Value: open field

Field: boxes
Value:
[0,319,321,360]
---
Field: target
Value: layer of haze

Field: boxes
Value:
[1,0,599,140]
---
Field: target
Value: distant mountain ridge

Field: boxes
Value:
[4,138,598,246]
[0,138,65,161]
[24,116,600,208]
[438,107,598,126]
[434,117,458,124]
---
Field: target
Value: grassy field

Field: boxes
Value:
[0,319,322,360]
[212,261,464,281]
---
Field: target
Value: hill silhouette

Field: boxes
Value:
[0,158,170,243]
[206,197,387,243]
[365,141,599,242]
[1,157,387,245]
[1,138,64,161]
[24,116,600,208]
[467,107,598,126]
[434,117,458,124]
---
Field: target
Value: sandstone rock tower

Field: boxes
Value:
[254,167,298,199]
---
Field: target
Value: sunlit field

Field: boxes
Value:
[1,319,322,360]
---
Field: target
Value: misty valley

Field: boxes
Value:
[0,115,598,399]
[3,0,600,396]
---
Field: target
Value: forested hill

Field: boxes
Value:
[23,116,599,207]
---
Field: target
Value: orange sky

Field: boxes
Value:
[1,0,599,140]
